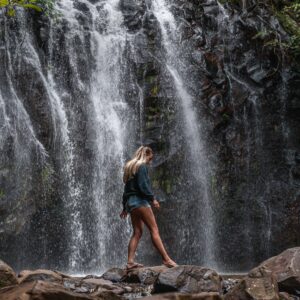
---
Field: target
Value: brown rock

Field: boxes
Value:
[101,268,126,282]
[221,274,245,294]
[18,269,63,284]
[52,270,73,279]
[249,247,300,295]
[142,292,223,300]
[92,290,124,300]
[224,276,279,300]
[83,278,124,294]
[0,280,95,300]
[124,265,168,284]
[0,260,18,288]
[83,278,113,286]
[279,292,293,299]
[63,277,97,294]
[153,266,222,294]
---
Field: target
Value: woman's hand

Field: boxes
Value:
[152,199,160,210]
[120,210,128,219]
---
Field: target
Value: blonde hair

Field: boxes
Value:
[123,146,153,183]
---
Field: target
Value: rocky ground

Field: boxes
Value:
[1,247,300,300]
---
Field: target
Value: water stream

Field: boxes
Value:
[151,0,216,267]
[1,0,296,274]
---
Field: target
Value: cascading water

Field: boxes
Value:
[54,0,134,272]
[151,0,217,267]
[0,0,218,272]
[88,0,131,270]
[1,0,299,275]
[0,0,135,272]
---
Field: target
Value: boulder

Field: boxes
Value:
[123,265,168,284]
[63,277,96,294]
[18,269,63,284]
[92,290,125,300]
[249,247,300,295]
[142,292,223,300]
[0,280,96,300]
[0,260,18,288]
[101,268,126,282]
[224,276,279,300]
[82,277,124,294]
[221,277,243,294]
[153,266,222,294]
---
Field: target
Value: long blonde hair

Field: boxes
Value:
[123,146,153,183]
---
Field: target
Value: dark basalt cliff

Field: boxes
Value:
[0,0,299,273]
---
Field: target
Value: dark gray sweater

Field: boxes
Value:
[122,163,155,211]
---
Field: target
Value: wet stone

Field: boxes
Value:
[102,268,127,282]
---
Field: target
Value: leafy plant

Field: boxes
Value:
[0,0,57,17]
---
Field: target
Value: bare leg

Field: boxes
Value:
[128,209,144,264]
[135,207,176,266]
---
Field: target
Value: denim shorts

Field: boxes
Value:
[126,195,151,213]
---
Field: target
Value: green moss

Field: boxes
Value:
[222,113,230,121]
[152,179,160,189]
[276,11,300,36]
[0,0,59,18]
[145,120,156,128]
[145,75,158,84]
[150,85,159,97]
[165,180,172,194]
[223,0,300,59]
[270,1,300,59]
[41,165,54,192]
[0,189,4,198]
[148,107,161,113]
[41,167,51,181]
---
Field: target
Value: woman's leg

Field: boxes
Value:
[128,209,144,264]
[136,207,176,265]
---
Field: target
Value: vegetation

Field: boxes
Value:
[0,0,56,17]
[272,0,300,59]
[219,0,300,60]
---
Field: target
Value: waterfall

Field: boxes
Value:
[89,0,130,270]
[1,0,297,274]
[151,0,217,267]
[55,0,133,272]
[0,0,135,272]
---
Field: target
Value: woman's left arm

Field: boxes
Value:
[137,164,155,202]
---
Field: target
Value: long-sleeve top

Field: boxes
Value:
[122,163,155,211]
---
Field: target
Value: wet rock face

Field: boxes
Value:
[120,0,146,32]
[166,0,300,271]
[0,0,300,273]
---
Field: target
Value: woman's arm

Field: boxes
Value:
[137,164,155,202]
[122,192,127,212]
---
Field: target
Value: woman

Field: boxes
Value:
[120,146,177,269]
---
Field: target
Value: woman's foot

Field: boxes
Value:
[126,262,144,270]
[163,259,178,268]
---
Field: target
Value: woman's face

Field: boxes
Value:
[147,153,153,164]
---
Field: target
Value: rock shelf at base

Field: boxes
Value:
[1,247,300,300]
